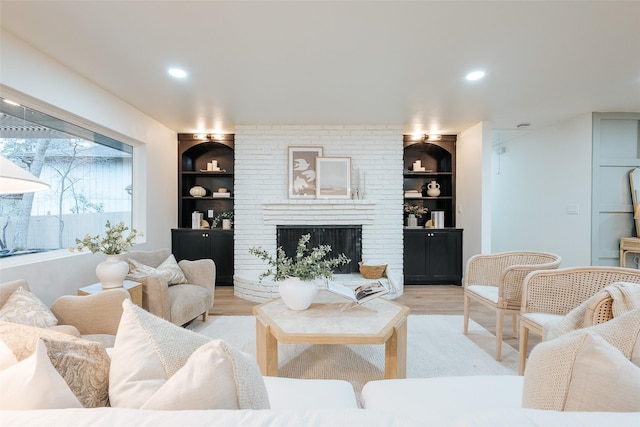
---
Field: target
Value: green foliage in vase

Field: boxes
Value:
[70,220,141,255]
[403,203,428,218]
[249,233,350,282]
[211,210,234,227]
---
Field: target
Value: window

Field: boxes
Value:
[0,98,133,258]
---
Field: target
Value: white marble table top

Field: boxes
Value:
[253,290,410,344]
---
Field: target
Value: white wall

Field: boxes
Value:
[456,122,492,270]
[491,113,592,267]
[0,30,177,305]
[233,125,404,301]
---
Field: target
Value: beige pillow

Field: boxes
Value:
[523,331,640,412]
[0,286,58,328]
[0,321,110,407]
[0,339,82,409]
[582,305,640,364]
[109,299,269,410]
[127,254,188,285]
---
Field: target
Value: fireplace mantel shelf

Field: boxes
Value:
[262,200,376,225]
[263,199,375,207]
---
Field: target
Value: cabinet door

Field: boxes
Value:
[210,231,234,285]
[426,230,462,284]
[172,230,211,262]
[403,230,429,284]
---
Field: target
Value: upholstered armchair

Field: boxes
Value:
[118,248,215,326]
[0,279,130,347]
[518,266,640,374]
[463,251,562,361]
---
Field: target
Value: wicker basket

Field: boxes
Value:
[358,262,387,279]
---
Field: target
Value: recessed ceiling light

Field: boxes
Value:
[465,70,485,81]
[168,68,188,79]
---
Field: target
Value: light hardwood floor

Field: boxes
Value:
[212,284,540,352]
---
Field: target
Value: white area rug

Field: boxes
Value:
[187,315,518,393]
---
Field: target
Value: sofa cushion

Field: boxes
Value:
[0,339,82,409]
[109,299,269,410]
[0,286,58,328]
[361,375,523,425]
[127,254,188,285]
[523,331,640,411]
[262,376,358,409]
[0,321,111,407]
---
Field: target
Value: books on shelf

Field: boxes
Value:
[212,192,231,198]
[326,280,389,305]
[404,190,422,198]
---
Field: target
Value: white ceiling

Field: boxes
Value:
[1,1,639,136]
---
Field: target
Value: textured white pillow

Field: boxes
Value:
[523,307,640,412]
[109,299,269,410]
[0,286,58,328]
[523,332,640,411]
[0,339,82,409]
[127,254,188,285]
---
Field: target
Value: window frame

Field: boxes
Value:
[0,87,147,268]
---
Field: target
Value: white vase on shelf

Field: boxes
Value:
[278,277,318,310]
[407,214,418,227]
[96,254,129,289]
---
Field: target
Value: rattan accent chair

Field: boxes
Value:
[518,266,640,374]
[463,251,562,361]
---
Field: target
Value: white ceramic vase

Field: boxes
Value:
[407,214,418,227]
[96,254,129,289]
[278,277,319,310]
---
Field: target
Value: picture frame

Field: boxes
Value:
[288,146,324,198]
[316,157,351,199]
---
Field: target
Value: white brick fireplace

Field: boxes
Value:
[233,125,404,302]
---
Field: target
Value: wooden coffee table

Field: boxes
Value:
[253,290,410,379]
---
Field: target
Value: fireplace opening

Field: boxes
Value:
[276,225,362,274]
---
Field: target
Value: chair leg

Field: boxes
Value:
[495,309,503,361]
[463,293,470,335]
[512,313,518,338]
[519,323,528,376]
[202,311,208,322]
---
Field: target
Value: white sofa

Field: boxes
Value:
[3,375,638,426]
[2,292,639,426]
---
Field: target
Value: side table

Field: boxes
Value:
[78,280,142,307]
[620,237,640,268]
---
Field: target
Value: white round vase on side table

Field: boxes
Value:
[96,255,129,289]
[278,277,319,310]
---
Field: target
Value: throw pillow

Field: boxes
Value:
[109,299,270,410]
[523,332,640,412]
[0,286,58,328]
[0,339,82,409]
[580,305,640,365]
[0,339,18,371]
[127,254,188,285]
[0,321,110,407]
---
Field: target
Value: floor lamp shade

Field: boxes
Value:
[0,155,50,194]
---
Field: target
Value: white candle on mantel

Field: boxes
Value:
[361,171,366,197]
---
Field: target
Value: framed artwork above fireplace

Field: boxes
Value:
[316,156,351,199]
[288,146,323,199]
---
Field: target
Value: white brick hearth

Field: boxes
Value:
[233,125,404,302]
